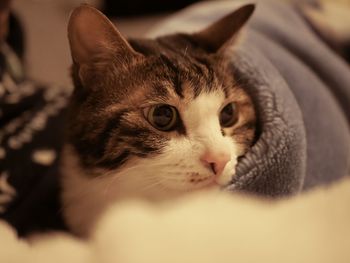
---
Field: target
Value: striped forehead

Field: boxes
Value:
[139,59,224,106]
[159,54,218,98]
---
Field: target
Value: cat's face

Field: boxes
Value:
[65,4,256,198]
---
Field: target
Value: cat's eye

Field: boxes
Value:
[219,102,238,127]
[145,104,178,131]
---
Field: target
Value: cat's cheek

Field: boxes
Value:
[216,173,234,186]
[216,160,237,186]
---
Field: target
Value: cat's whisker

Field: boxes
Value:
[140,180,163,192]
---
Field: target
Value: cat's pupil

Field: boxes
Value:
[220,102,237,127]
[154,106,173,126]
[148,105,177,131]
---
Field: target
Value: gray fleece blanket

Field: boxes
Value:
[148,0,350,196]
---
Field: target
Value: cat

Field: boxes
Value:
[61,4,257,236]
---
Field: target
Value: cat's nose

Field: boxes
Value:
[200,151,231,175]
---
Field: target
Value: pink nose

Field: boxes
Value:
[200,151,231,175]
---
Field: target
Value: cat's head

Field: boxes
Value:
[65,4,256,198]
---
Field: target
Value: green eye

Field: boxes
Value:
[220,102,238,127]
[146,104,178,131]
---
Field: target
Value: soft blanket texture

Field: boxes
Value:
[148,0,350,196]
[1,178,350,263]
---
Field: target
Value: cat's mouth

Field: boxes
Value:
[188,174,222,189]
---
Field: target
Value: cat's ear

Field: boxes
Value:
[68,4,141,66]
[193,4,255,53]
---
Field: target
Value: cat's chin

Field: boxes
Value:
[145,184,222,203]
[160,179,227,194]
[189,180,224,191]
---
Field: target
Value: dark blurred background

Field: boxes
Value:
[103,0,201,16]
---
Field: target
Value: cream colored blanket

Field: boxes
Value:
[1,178,349,263]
